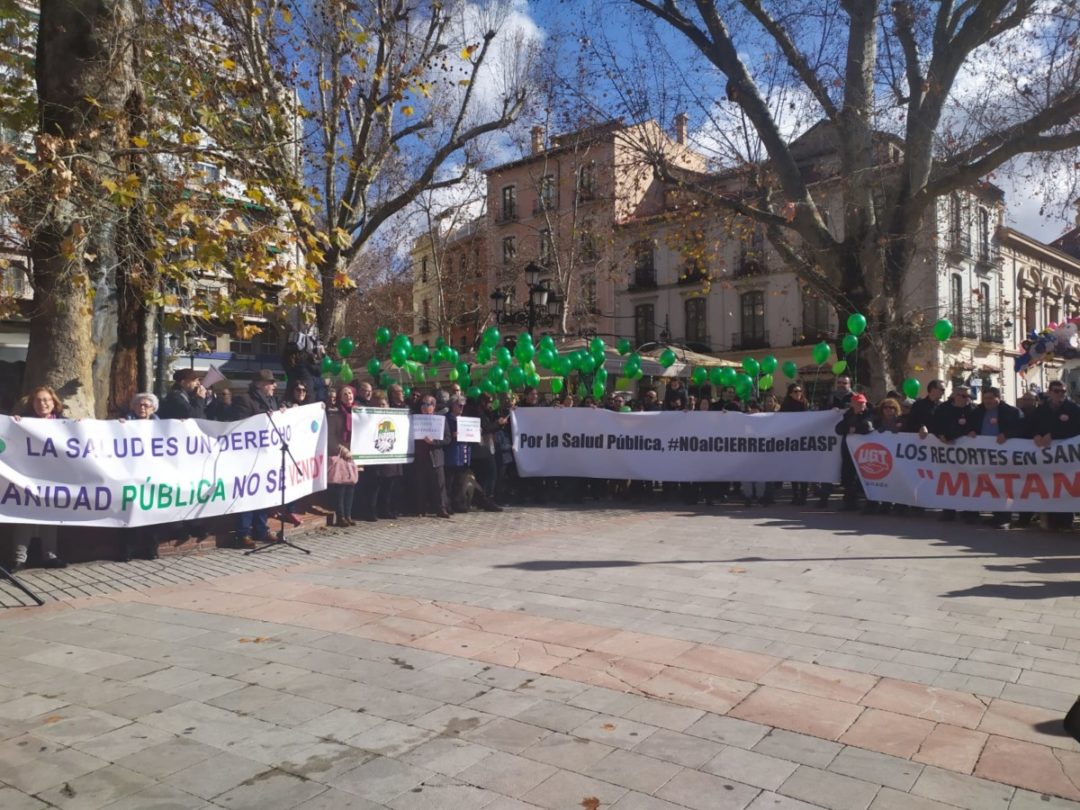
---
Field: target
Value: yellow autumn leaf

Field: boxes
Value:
[221,58,236,71]
[181,131,201,145]
[131,135,148,148]
[280,7,292,23]
[460,46,475,59]
[402,105,414,116]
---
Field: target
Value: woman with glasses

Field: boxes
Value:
[414,394,451,518]
[780,383,811,505]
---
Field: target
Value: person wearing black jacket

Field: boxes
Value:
[968,387,1024,527]
[663,379,689,411]
[780,383,810,504]
[159,369,207,420]
[1032,381,1080,529]
[414,394,451,518]
[904,379,945,436]
[932,385,977,522]
[835,393,874,511]
[231,370,281,546]
[830,376,854,410]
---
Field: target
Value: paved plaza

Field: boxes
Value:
[3,504,1080,809]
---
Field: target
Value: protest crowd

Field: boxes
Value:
[3,347,1079,571]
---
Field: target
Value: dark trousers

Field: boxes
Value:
[352,470,379,520]
[472,457,496,500]
[376,476,401,518]
[237,509,270,540]
[331,483,355,520]
[418,465,448,514]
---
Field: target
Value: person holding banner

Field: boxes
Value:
[230,371,281,545]
[1032,381,1080,529]
[117,393,162,561]
[414,394,451,518]
[970,387,1024,528]
[781,383,810,505]
[933,385,978,523]
[835,393,874,512]
[9,387,68,570]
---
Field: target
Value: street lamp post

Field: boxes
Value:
[490,262,563,335]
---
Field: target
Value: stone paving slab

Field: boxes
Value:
[3,504,1080,807]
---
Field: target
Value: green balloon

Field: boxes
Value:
[592,379,605,399]
[759,374,774,390]
[456,361,470,378]
[525,371,541,388]
[375,327,391,346]
[320,355,334,374]
[832,360,848,375]
[760,355,777,374]
[495,347,512,368]
[555,357,573,376]
[412,344,430,363]
[467,385,482,399]
[742,357,760,377]
[480,380,496,395]
[847,313,867,336]
[390,346,408,366]
[496,378,510,393]
[902,377,921,399]
[515,341,535,363]
[329,359,342,375]
[692,366,708,386]
[538,335,555,351]
[392,333,412,352]
[338,363,353,383]
[595,368,608,386]
[708,367,724,386]
[617,338,632,356]
[734,372,752,399]
[619,405,632,413]
[366,357,381,378]
[589,337,605,356]
[519,331,533,345]
[841,334,858,355]
[719,367,736,386]
[578,354,596,374]
[933,318,954,341]
[537,347,556,368]
[402,386,411,396]
[508,366,525,388]
[337,337,355,358]
[446,347,459,364]
[379,372,393,388]
[487,365,505,382]
[659,348,677,368]
[550,377,564,394]
[476,347,491,364]
[448,368,459,381]
[482,326,500,347]
[812,341,831,365]
[781,360,798,379]
[415,367,427,383]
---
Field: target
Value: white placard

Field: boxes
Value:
[350,408,413,465]
[409,413,446,442]
[456,416,482,443]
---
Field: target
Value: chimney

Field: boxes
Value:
[531,125,545,155]
[674,113,688,146]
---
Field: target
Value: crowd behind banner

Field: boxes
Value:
[4,338,1080,571]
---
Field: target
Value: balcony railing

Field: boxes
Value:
[677,263,708,285]
[629,266,657,290]
[734,254,766,278]
[975,240,1002,267]
[792,326,833,346]
[947,308,1006,344]
[732,330,769,350]
[496,206,517,223]
[946,230,971,257]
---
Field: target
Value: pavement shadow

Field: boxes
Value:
[941,580,1080,600]
[1033,719,1074,739]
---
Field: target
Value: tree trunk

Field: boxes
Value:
[317,256,348,342]
[28,0,140,417]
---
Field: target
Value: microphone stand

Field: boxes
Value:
[246,406,311,556]
[0,564,44,606]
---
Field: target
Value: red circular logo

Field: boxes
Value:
[854,442,893,480]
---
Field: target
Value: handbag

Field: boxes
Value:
[327,455,359,484]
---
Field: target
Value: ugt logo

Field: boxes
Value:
[374,420,396,453]
[854,442,893,480]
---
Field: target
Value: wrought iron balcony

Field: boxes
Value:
[628,266,657,291]
[732,330,769,350]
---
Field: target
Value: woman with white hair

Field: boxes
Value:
[118,393,161,560]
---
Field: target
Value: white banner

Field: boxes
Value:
[511,409,842,482]
[350,408,413,465]
[410,414,446,442]
[0,404,327,527]
[456,416,481,444]
[848,434,1080,512]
